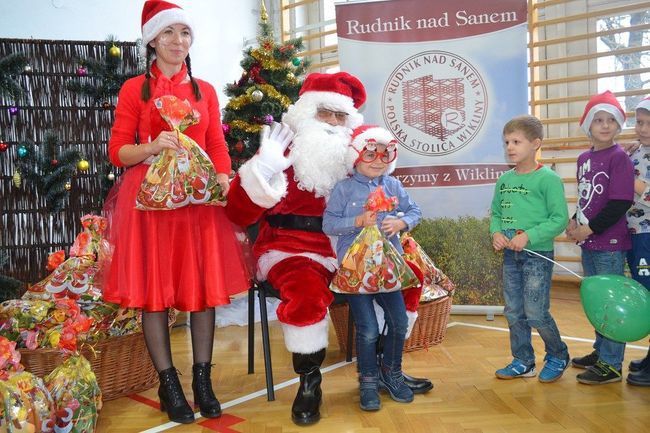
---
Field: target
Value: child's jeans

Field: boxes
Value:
[581,248,627,370]
[502,248,568,366]
[627,233,650,289]
[346,290,408,375]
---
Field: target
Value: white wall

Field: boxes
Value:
[0,0,261,103]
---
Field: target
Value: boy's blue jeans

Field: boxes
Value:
[346,290,408,375]
[502,249,568,367]
[581,248,627,370]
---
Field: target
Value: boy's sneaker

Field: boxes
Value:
[628,351,649,372]
[538,354,570,383]
[576,360,622,385]
[495,359,536,379]
[379,366,414,403]
[571,350,598,369]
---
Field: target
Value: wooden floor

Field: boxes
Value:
[97,285,650,433]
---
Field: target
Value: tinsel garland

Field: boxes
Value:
[228,84,292,110]
[229,120,263,134]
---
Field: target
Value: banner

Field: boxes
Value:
[336,0,528,306]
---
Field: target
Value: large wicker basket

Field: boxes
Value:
[19,331,158,401]
[330,295,452,355]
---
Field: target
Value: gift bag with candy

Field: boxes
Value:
[136,95,224,210]
[45,355,101,433]
[400,232,456,302]
[0,336,56,433]
[330,187,419,294]
[24,215,110,303]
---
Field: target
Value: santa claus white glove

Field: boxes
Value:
[256,122,294,182]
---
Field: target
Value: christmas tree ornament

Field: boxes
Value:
[109,45,121,57]
[17,145,28,158]
[51,159,58,166]
[0,142,8,152]
[23,64,32,73]
[222,123,230,135]
[8,106,19,116]
[107,172,115,181]
[76,66,88,76]
[287,72,295,80]
[292,57,301,66]
[235,141,244,153]
[102,101,112,110]
[251,89,264,102]
[77,159,90,171]
[12,170,21,188]
[64,181,72,191]
[264,114,274,124]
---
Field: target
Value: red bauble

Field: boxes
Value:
[76,66,88,76]
[0,142,8,152]
[51,159,58,166]
[234,141,244,153]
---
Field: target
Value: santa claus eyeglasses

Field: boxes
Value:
[356,139,398,164]
[316,107,348,123]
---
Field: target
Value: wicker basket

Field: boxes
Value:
[330,295,452,354]
[19,331,158,401]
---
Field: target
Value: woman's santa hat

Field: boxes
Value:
[141,0,194,53]
[346,125,398,174]
[637,95,650,112]
[283,72,366,130]
[579,90,626,136]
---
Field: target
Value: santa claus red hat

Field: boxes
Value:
[345,125,398,174]
[141,0,194,52]
[299,72,366,112]
[579,90,626,136]
[636,95,650,112]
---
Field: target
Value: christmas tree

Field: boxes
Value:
[66,36,142,109]
[0,252,23,302]
[222,1,310,171]
[0,52,28,100]
[14,131,82,213]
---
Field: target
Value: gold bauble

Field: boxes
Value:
[64,182,72,191]
[77,159,90,171]
[109,45,121,57]
[251,89,264,102]
[287,72,295,80]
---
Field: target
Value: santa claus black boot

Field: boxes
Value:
[291,349,325,425]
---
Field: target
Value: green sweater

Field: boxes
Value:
[489,166,568,251]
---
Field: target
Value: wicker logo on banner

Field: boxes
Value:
[381,50,488,157]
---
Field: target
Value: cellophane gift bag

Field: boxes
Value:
[45,355,101,433]
[136,95,224,210]
[400,232,456,302]
[330,187,419,294]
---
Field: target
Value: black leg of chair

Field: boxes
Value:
[258,288,275,401]
[346,305,354,362]
[247,286,255,374]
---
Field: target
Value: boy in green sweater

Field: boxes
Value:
[490,115,570,382]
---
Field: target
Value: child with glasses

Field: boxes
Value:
[323,125,421,411]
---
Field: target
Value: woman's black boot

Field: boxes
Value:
[192,363,222,418]
[158,368,195,424]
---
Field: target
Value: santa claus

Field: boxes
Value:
[225,72,430,425]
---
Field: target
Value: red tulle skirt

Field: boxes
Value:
[102,165,252,312]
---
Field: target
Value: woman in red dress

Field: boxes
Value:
[103,0,249,424]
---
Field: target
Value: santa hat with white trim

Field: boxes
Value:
[636,95,650,112]
[346,125,398,174]
[141,0,194,54]
[579,90,626,136]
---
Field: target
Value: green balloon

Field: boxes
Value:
[580,274,650,343]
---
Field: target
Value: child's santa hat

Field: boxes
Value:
[141,0,194,54]
[346,125,398,174]
[636,95,650,112]
[579,90,626,136]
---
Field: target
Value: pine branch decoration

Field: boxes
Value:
[16,131,81,212]
[0,52,28,100]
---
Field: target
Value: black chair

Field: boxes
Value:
[246,225,355,401]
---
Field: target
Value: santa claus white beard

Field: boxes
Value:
[289,118,351,198]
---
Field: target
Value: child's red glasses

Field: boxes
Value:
[355,138,398,164]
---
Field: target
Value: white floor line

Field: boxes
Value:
[140,320,646,432]
[451,321,648,350]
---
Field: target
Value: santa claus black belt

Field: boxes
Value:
[266,214,323,232]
